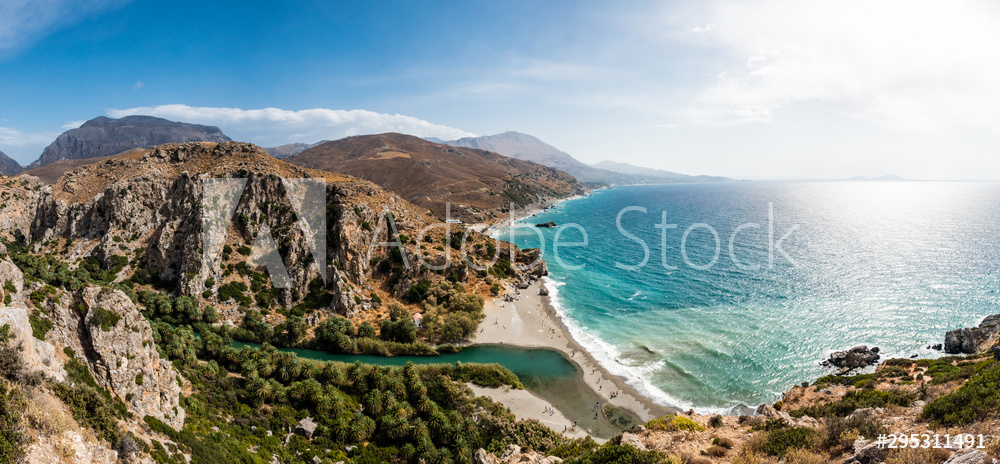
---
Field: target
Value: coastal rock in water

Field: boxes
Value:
[944,315,1000,354]
[827,346,880,371]
[535,221,557,228]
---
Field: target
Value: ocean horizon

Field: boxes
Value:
[495,181,1000,414]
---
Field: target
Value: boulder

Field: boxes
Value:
[621,432,646,451]
[535,222,557,228]
[473,444,563,464]
[843,439,888,464]
[943,449,995,464]
[293,417,318,439]
[539,286,549,296]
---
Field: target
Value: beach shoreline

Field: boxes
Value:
[473,279,676,436]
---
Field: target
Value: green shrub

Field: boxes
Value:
[28,311,53,340]
[921,360,1000,426]
[217,281,251,306]
[646,415,705,432]
[0,381,27,463]
[90,308,122,331]
[763,427,820,457]
[789,388,916,418]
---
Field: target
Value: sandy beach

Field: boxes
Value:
[473,279,675,437]
[467,384,591,440]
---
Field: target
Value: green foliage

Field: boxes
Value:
[645,414,705,432]
[763,427,820,457]
[89,307,122,331]
[789,388,916,418]
[2,280,15,294]
[217,281,252,306]
[52,358,129,444]
[822,413,888,452]
[380,318,418,344]
[28,310,53,340]
[357,321,377,339]
[0,381,27,464]
[289,278,332,316]
[921,360,1000,426]
[561,442,670,464]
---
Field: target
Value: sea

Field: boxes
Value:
[493,181,1000,414]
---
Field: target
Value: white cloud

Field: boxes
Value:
[0,126,58,147]
[61,120,85,130]
[671,0,1000,131]
[0,0,130,53]
[107,104,476,146]
[132,81,144,90]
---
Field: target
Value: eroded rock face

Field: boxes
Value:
[47,285,185,429]
[944,315,1000,355]
[0,306,67,382]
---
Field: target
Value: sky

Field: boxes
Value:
[2,0,1000,180]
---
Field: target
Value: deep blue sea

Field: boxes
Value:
[495,181,1000,413]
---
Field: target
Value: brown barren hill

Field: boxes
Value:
[286,132,582,221]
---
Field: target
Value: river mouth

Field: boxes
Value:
[232,341,640,438]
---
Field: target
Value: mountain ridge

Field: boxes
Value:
[287,132,583,222]
[0,149,21,175]
[28,115,233,169]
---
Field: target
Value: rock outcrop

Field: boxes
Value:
[46,285,185,429]
[0,306,67,382]
[30,115,232,168]
[473,444,562,464]
[944,315,1000,354]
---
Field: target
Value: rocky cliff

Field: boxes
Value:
[29,115,232,169]
[944,314,1000,354]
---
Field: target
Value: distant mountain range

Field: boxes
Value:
[442,131,729,185]
[264,141,329,159]
[287,133,582,222]
[592,160,730,183]
[28,115,232,169]
[0,149,21,175]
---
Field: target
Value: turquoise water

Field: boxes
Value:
[496,181,1000,413]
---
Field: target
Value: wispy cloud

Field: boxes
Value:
[107,104,476,146]
[132,81,144,90]
[668,0,1000,131]
[0,126,58,147]
[0,0,131,54]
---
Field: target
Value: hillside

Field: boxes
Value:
[0,140,568,463]
[28,115,233,168]
[287,132,583,222]
[0,149,21,175]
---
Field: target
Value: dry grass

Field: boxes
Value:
[783,448,827,464]
[703,445,728,457]
[884,447,951,464]
[24,387,72,437]
[730,448,766,464]
[741,432,769,455]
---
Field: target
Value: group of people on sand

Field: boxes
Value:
[541,406,556,416]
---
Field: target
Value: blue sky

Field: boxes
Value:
[2,0,1000,179]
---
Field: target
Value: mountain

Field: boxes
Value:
[592,160,730,183]
[28,115,232,168]
[287,133,583,222]
[443,131,693,185]
[263,141,328,159]
[0,149,21,175]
